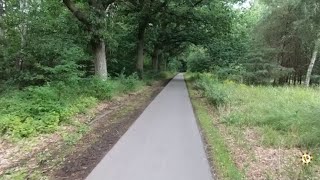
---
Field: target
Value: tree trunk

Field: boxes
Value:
[92,39,107,79]
[163,58,167,71]
[62,0,112,79]
[136,25,146,78]
[151,46,160,72]
[299,75,302,85]
[0,0,5,40]
[17,0,27,71]
[305,39,320,86]
[159,53,166,71]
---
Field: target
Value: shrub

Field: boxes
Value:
[193,73,229,106]
[168,59,183,72]
[79,78,116,100]
[120,73,141,92]
[187,49,212,72]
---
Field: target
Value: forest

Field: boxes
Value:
[1,0,320,179]
[0,0,224,137]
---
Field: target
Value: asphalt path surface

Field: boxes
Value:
[86,73,213,180]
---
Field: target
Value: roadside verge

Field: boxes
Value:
[1,78,172,180]
[185,74,244,180]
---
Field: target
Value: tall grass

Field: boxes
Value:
[193,73,320,148]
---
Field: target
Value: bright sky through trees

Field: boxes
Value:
[233,0,253,9]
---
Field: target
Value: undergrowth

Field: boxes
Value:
[0,74,144,138]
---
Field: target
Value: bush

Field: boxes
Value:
[79,78,116,100]
[193,73,229,106]
[215,64,245,83]
[168,59,183,72]
[118,73,142,92]
[187,49,212,72]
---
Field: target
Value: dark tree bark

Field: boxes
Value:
[151,45,160,72]
[136,23,147,78]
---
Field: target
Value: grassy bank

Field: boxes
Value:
[0,72,174,139]
[187,73,320,179]
[192,73,320,149]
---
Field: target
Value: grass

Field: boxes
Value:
[187,72,320,179]
[225,84,320,149]
[192,73,320,149]
[186,74,244,180]
[0,169,45,180]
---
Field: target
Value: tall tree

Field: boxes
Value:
[148,0,231,72]
[239,0,320,85]
[299,0,320,86]
[305,38,320,86]
[122,0,168,77]
[62,0,116,78]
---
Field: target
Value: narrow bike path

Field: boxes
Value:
[86,73,213,180]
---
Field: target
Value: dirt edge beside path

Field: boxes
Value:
[52,79,171,180]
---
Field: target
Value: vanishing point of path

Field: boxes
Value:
[86,73,213,180]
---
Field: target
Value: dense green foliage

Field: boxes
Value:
[1,0,318,150]
[185,0,320,86]
[0,0,238,86]
[0,0,238,138]
[0,75,143,138]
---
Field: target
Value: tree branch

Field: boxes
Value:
[63,0,91,27]
[193,0,204,7]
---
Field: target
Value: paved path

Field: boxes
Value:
[86,74,213,180]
